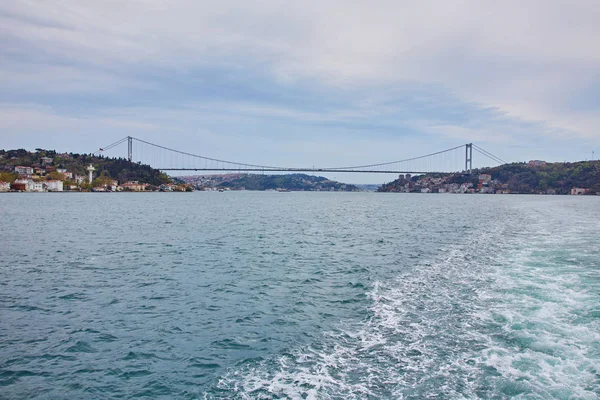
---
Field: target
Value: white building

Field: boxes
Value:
[479,174,492,184]
[14,166,34,176]
[0,181,10,192]
[32,182,45,192]
[121,181,148,191]
[14,179,35,191]
[571,187,589,195]
[45,180,63,192]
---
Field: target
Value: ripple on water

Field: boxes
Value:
[1,193,599,399]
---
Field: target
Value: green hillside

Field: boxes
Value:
[0,148,171,186]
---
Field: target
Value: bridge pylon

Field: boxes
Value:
[127,136,133,162]
[465,143,473,174]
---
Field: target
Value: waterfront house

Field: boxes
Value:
[13,179,35,191]
[571,187,589,195]
[95,179,119,191]
[32,182,45,192]
[0,181,10,192]
[121,181,149,191]
[45,180,64,192]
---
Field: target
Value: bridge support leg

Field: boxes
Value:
[128,136,132,162]
[465,143,472,174]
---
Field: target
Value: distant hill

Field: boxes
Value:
[0,148,171,186]
[378,160,600,194]
[176,173,360,191]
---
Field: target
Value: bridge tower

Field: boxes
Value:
[127,136,133,162]
[465,143,473,174]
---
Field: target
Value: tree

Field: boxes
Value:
[47,171,66,181]
[92,176,114,188]
[0,172,17,183]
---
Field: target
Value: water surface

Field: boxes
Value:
[1,193,599,399]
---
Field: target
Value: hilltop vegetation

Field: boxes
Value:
[379,160,600,194]
[177,173,360,191]
[475,161,600,194]
[0,148,171,186]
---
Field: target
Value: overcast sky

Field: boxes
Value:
[1,0,599,183]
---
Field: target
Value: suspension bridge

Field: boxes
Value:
[96,136,507,175]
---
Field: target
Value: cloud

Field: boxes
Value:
[0,0,598,174]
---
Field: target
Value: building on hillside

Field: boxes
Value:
[14,166,34,176]
[74,175,85,184]
[41,157,53,166]
[45,180,63,192]
[0,181,10,192]
[528,160,546,166]
[479,174,492,184]
[571,187,589,195]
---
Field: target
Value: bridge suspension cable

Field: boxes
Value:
[323,144,466,170]
[97,136,506,174]
[472,144,507,165]
[130,136,287,170]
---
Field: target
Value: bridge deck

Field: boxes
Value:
[156,168,451,174]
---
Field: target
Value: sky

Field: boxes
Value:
[1,0,599,183]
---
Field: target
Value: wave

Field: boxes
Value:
[210,202,600,399]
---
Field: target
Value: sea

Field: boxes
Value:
[0,192,599,399]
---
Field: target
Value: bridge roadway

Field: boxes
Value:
[156,168,450,174]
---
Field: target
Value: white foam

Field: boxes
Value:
[214,200,600,399]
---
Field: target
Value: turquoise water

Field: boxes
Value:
[0,193,598,399]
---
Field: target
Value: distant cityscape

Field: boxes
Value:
[379,159,600,195]
[382,172,591,195]
[1,149,598,195]
[0,150,191,192]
